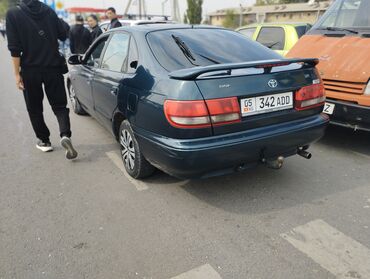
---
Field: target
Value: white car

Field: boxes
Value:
[99,19,174,32]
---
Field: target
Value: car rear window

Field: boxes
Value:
[238,27,257,38]
[256,27,285,50]
[295,25,310,38]
[147,28,281,72]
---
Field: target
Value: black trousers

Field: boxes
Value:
[22,71,71,142]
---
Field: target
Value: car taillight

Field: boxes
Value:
[164,97,241,129]
[205,97,241,126]
[295,83,326,110]
[164,100,211,128]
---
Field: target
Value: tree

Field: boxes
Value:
[222,9,237,29]
[0,1,8,18]
[186,0,203,24]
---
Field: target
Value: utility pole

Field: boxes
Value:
[239,4,243,27]
[171,0,181,22]
[162,0,169,16]
[124,0,147,19]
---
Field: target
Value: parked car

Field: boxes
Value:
[99,19,173,32]
[67,24,328,179]
[237,23,311,56]
[287,0,370,131]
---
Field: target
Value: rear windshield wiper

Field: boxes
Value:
[321,26,359,34]
[171,35,221,66]
[172,35,199,66]
[196,53,221,64]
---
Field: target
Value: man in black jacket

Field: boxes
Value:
[87,14,102,42]
[6,0,78,159]
[69,15,91,54]
[106,7,122,30]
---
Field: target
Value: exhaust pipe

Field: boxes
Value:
[297,149,312,159]
[265,156,284,169]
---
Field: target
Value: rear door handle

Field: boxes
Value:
[110,86,118,96]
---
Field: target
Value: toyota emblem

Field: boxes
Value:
[268,79,278,88]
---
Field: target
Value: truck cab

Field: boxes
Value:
[287,0,370,131]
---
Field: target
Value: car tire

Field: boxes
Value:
[119,120,155,179]
[68,83,88,115]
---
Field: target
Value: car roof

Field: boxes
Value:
[99,19,175,26]
[237,22,311,30]
[105,24,225,34]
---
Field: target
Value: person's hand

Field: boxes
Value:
[15,74,24,91]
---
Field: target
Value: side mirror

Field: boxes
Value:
[130,61,138,69]
[68,54,83,65]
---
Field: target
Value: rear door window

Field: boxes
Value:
[147,28,281,72]
[85,36,109,68]
[101,33,130,72]
[256,27,285,50]
[238,27,257,38]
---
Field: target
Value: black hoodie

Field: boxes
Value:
[6,0,68,72]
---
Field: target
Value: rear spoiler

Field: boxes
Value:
[169,58,319,80]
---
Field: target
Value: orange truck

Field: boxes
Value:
[287,0,370,131]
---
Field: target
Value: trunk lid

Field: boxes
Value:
[170,59,322,136]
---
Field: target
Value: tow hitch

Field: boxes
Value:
[264,156,284,170]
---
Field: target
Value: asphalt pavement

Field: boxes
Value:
[0,40,369,279]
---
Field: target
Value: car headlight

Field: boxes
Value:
[365,80,370,95]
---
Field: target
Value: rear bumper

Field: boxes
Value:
[326,98,370,132]
[135,114,329,179]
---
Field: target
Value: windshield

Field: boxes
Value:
[147,28,281,72]
[314,0,370,30]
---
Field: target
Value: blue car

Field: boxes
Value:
[67,24,329,179]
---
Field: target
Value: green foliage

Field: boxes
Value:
[222,9,237,29]
[186,0,203,24]
[0,0,18,18]
[255,0,307,5]
[0,1,8,18]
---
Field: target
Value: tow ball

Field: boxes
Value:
[264,156,285,170]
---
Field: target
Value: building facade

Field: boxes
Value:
[208,1,331,27]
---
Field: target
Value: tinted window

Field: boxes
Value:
[126,37,139,74]
[295,25,310,38]
[101,33,130,72]
[147,29,281,72]
[256,27,285,50]
[315,0,370,28]
[86,36,109,67]
[238,27,257,38]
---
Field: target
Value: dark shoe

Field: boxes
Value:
[60,137,78,160]
[36,140,53,152]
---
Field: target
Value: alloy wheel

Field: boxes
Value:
[69,84,77,111]
[120,129,136,170]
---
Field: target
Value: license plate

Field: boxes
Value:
[241,92,293,117]
[323,102,335,115]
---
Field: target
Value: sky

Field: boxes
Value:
[63,0,256,16]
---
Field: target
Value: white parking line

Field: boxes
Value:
[281,219,370,279]
[106,151,149,191]
[170,264,222,279]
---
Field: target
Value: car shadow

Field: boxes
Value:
[148,126,369,215]
[318,125,370,157]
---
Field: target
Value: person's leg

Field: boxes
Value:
[43,72,71,138]
[22,71,51,145]
[43,72,77,159]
